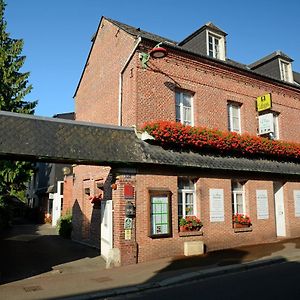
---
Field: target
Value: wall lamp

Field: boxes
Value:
[139,43,168,68]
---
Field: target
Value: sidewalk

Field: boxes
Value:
[0,235,300,300]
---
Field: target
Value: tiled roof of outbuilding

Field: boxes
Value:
[1,111,299,179]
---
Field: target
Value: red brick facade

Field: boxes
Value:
[71,18,300,265]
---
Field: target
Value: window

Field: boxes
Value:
[272,113,279,140]
[207,32,225,60]
[149,190,172,237]
[227,102,241,133]
[178,177,196,218]
[279,60,292,83]
[232,182,245,215]
[208,34,220,59]
[175,91,193,125]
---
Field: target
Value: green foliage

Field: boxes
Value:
[0,1,37,204]
[57,214,72,239]
[0,0,37,113]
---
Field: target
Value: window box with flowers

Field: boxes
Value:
[179,216,203,237]
[232,213,252,233]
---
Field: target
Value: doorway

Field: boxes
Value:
[273,182,286,237]
[100,200,113,260]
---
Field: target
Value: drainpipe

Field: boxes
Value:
[118,37,142,126]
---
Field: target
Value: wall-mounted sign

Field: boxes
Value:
[124,184,135,199]
[124,217,133,229]
[209,189,224,222]
[125,229,132,240]
[256,190,269,219]
[294,190,300,217]
[258,113,274,135]
[257,93,272,112]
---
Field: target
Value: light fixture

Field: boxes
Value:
[62,167,71,176]
[149,46,167,59]
[139,42,168,68]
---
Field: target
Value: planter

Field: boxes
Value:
[179,230,203,237]
[233,223,250,228]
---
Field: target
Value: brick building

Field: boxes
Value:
[71,17,300,265]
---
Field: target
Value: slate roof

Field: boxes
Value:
[293,71,300,84]
[104,18,300,90]
[249,51,294,69]
[178,22,228,46]
[0,111,299,179]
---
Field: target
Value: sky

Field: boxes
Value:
[5,0,300,117]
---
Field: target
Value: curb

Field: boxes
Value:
[64,256,286,300]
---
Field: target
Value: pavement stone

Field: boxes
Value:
[0,224,300,300]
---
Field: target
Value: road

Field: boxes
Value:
[110,261,300,300]
[0,223,103,284]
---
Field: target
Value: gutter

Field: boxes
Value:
[118,37,142,126]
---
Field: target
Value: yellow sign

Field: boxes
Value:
[256,93,272,112]
[125,229,132,240]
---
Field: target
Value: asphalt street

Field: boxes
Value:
[112,261,300,300]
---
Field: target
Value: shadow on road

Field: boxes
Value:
[0,222,100,284]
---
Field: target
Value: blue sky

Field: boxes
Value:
[5,0,300,117]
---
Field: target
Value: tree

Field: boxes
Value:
[0,0,37,205]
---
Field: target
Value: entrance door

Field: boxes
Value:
[101,200,113,260]
[52,181,64,226]
[274,182,286,237]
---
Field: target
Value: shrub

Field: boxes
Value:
[57,213,72,239]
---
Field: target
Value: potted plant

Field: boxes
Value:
[88,194,103,207]
[232,213,251,228]
[179,216,203,232]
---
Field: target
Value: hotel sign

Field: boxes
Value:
[256,93,272,112]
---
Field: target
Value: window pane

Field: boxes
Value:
[178,178,194,189]
[175,92,181,105]
[183,107,191,125]
[182,93,191,107]
[150,195,169,236]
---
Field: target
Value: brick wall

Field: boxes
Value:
[134,174,282,262]
[132,47,300,143]
[75,18,137,125]
[73,19,300,263]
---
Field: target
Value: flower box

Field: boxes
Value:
[179,230,203,237]
[141,121,300,163]
[179,216,203,233]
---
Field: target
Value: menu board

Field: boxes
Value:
[209,189,224,222]
[256,190,269,219]
[294,190,300,217]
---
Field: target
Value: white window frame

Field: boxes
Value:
[175,91,194,126]
[279,59,293,83]
[227,102,241,133]
[232,182,246,215]
[272,113,279,140]
[178,178,196,218]
[206,31,225,61]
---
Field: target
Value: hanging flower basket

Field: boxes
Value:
[88,194,103,205]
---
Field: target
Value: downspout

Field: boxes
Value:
[118,37,142,126]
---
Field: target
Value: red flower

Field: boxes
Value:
[140,121,300,163]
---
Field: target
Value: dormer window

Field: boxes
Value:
[207,31,225,60]
[208,34,220,58]
[279,59,293,83]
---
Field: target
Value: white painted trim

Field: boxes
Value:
[278,58,293,83]
[206,30,225,61]
[118,37,142,126]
